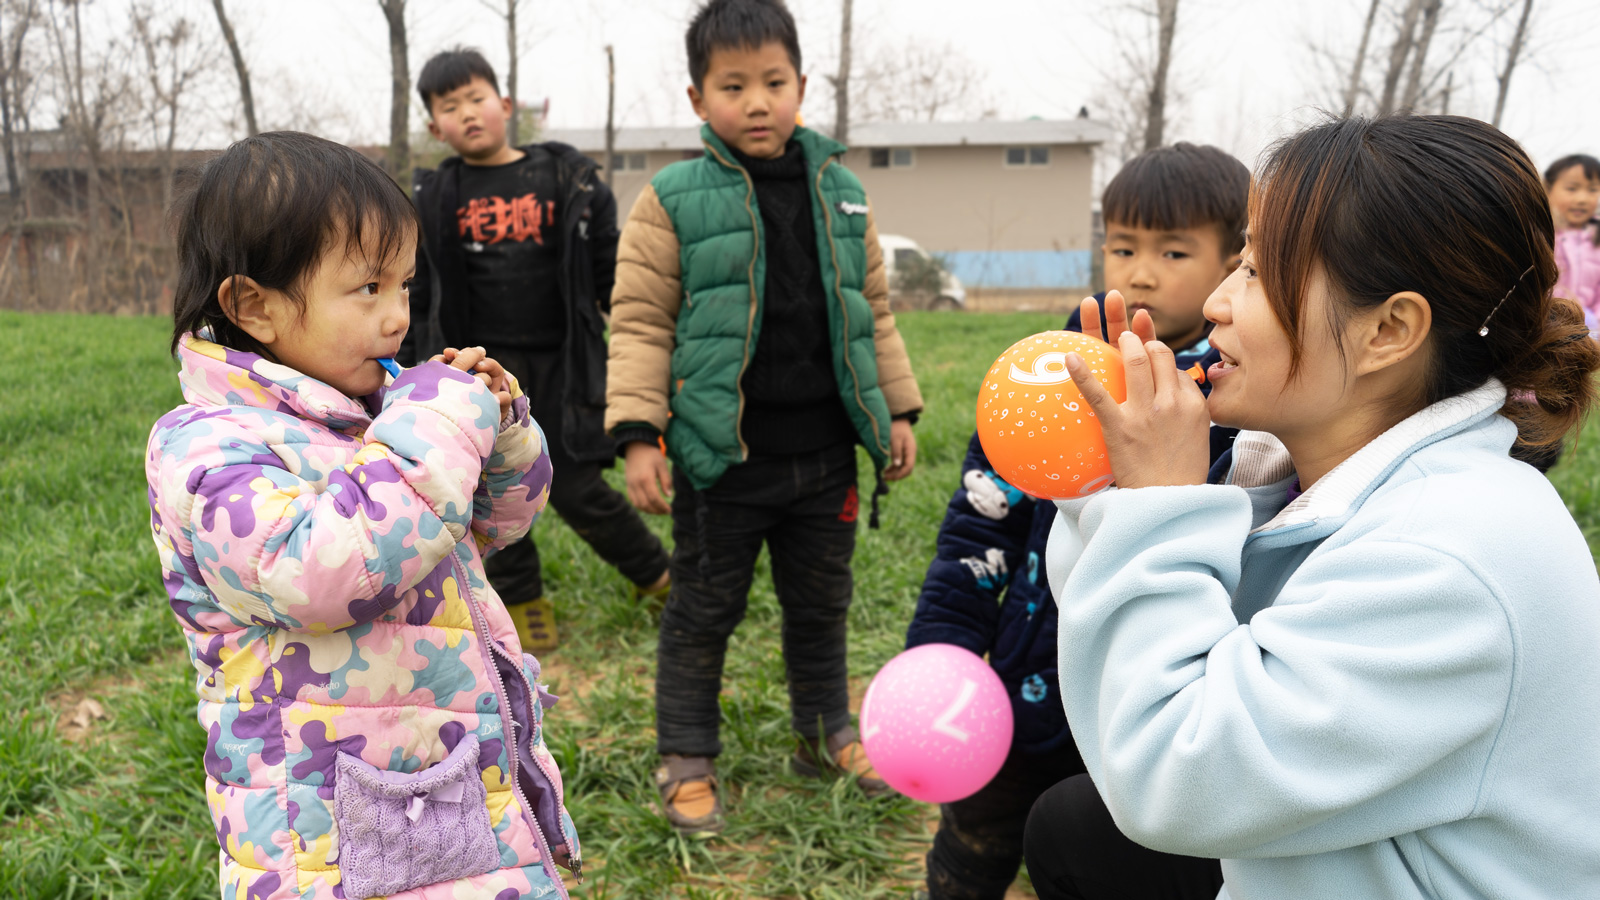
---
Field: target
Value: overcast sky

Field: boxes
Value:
[73,0,1600,176]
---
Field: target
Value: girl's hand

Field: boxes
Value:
[1067,330,1211,490]
[1079,290,1156,346]
[432,346,513,421]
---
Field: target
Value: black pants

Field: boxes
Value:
[656,442,859,757]
[925,741,1087,900]
[1024,774,1224,900]
[481,346,669,603]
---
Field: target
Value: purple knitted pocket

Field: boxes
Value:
[334,734,501,899]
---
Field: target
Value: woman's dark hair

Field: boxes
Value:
[686,0,801,91]
[169,131,419,357]
[1251,114,1599,449]
[1103,142,1251,257]
[417,47,500,114]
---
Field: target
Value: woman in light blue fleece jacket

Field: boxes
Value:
[1022,114,1600,900]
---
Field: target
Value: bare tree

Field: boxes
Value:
[46,0,132,309]
[604,44,614,188]
[132,1,210,212]
[1342,0,1382,116]
[1143,0,1178,151]
[1088,0,1189,166]
[1491,0,1533,127]
[378,0,408,180]
[1398,0,1442,111]
[854,39,992,124]
[1315,0,1521,120]
[1377,0,1425,114]
[827,0,852,143]
[208,0,254,136]
[0,0,35,202]
[478,0,526,144]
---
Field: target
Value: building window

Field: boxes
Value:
[1005,146,1050,167]
[608,152,648,172]
[870,147,915,168]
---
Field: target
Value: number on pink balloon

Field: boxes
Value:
[859,644,1013,804]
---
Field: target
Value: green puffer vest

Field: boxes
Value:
[651,124,892,490]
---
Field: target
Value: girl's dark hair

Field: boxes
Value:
[686,0,801,91]
[1543,153,1600,187]
[1543,153,1600,247]
[1102,142,1251,257]
[1251,114,1599,449]
[169,131,419,357]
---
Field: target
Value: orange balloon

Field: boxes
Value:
[976,331,1128,500]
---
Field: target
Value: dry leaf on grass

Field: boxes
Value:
[60,697,109,740]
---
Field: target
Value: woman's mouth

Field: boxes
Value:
[1208,350,1239,382]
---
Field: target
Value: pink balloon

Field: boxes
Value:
[859,643,1014,803]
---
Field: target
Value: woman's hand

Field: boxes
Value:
[1067,330,1211,490]
[1079,290,1157,347]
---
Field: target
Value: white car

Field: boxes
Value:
[879,233,966,310]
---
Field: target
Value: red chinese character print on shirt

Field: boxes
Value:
[457,192,553,245]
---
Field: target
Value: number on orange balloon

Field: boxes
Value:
[976,331,1128,500]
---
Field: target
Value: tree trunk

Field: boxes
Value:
[1143,0,1178,152]
[832,0,852,143]
[1492,0,1533,128]
[1378,0,1425,115]
[379,0,409,181]
[1440,69,1453,114]
[67,0,99,309]
[0,1,31,201]
[506,0,518,145]
[1342,0,1382,116]
[1399,0,1442,112]
[209,0,256,136]
[604,44,615,189]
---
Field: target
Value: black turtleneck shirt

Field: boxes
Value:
[729,140,857,457]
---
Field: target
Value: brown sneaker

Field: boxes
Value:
[655,755,723,834]
[791,726,892,798]
[509,596,558,653]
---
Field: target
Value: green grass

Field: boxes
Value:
[8,307,1597,898]
[0,308,1055,899]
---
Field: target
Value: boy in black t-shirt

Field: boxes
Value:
[401,48,670,651]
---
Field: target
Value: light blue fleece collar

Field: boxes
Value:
[1237,379,1508,537]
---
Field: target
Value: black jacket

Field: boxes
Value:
[904,301,1234,754]
[399,142,620,463]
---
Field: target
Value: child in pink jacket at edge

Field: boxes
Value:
[1544,153,1600,336]
[144,132,580,899]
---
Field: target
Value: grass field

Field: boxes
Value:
[4,308,1600,900]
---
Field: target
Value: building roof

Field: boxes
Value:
[543,118,1113,153]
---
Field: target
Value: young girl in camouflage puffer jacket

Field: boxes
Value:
[145,132,580,900]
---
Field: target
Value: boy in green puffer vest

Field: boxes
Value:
[605,0,925,835]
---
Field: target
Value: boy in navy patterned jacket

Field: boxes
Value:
[907,143,1251,900]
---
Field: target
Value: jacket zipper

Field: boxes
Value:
[452,554,571,897]
[703,139,761,463]
[814,157,889,459]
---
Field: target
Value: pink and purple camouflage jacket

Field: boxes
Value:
[145,334,577,900]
